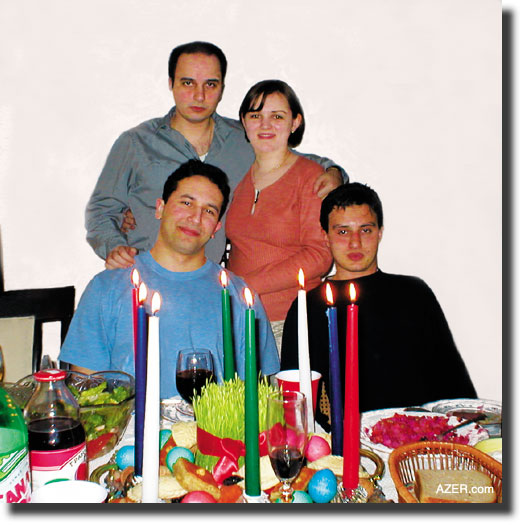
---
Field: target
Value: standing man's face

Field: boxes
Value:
[325,204,383,280]
[169,52,224,125]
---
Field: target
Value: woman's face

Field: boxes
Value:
[241,92,302,154]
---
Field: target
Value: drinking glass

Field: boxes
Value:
[266,390,308,502]
[175,349,215,415]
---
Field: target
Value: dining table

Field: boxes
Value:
[88,396,502,504]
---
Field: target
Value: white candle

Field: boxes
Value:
[142,291,161,503]
[297,269,314,431]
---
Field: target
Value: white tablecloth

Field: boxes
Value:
[89,397,400,503]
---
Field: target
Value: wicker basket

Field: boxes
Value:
[388,441,502,503]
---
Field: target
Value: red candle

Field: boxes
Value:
[342,282,359,491]
[131,268,140,360]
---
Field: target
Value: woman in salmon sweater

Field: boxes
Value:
[225,80,334,353]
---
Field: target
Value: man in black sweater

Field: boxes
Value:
[280,183,477,430]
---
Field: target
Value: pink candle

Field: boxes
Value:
[131,269,140,360]
[342,282,359,491]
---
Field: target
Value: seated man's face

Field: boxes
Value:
[155,175,223,256]
[325,204,383,280]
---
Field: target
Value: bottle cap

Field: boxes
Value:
[33,369,67,382]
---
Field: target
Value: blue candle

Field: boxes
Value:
[325,283,343,455]
[134,282,148,477]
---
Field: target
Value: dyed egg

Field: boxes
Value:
[159,429,172,449]
[305,435,331,462]
[115,445,135,470]
[291,490,313,503]
[166,446,195,472]
[307,469,337,503]
[181,491,217,503]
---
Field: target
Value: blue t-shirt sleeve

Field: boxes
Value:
[228,275,280,378]
[253,293,280,375]
[59,275,114,371]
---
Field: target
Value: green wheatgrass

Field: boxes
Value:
[192,375,280,471]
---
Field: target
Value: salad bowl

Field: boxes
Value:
[13,369,135,460]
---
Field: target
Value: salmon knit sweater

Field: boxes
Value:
[225,156,333,321]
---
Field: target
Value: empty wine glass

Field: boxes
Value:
[175,349,215,416]
[266,390,308,502]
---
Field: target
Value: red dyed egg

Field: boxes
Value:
[181,491,217,503]
[305,435,331,462]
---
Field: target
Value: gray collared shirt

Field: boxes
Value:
[85,107,344,263]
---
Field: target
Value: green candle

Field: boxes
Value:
[220,270,234,381]
[243,287,260,496]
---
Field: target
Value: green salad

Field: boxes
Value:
[70,382,132,442]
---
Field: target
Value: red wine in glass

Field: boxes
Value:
[176,349,215,404]
[176,369,215,403]
[269,446,304,480]
[267,391,307,502]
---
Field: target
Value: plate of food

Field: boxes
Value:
[422,398,502,437]
[361,408,490,455]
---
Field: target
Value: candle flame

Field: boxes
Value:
[298,268,305,289]
[325,282,334,305]
[138,282,148,304]
[349,282,357,303]
[220,269,228,288]
[243,287,254,307]
[151,292,161,314]
[131,268,140,288]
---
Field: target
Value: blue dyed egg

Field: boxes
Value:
[159,429,172,449]
[166,446,195,472]
[292,490,313,503]
[115,445,135,470]
[307,469,337,503]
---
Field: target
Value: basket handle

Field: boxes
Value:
[360,448,384,482]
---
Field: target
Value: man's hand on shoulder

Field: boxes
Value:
[105,246,138,270]
[121,209,136,233]
[313,167,343,199]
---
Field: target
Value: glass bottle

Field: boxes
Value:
[0,386,31,503]
[23,369,87,492]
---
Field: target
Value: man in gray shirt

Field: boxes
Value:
[86,41,345,269]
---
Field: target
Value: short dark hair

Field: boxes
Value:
[320,182,384,232]
[168,41,227,84]
[239,80,305,148]
[162,160,230,220]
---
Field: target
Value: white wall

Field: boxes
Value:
[0,0,501,400]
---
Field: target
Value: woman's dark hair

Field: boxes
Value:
[239,79,305,148]
[168,41,227,84]
[162,160,230,220]
[320,183,384,232]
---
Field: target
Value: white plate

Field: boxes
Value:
[360,408,490,455]
[422,398,501,419]
[161,397,195,423]
[422,398,502,437]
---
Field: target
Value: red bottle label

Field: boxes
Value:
[30,442,87,492]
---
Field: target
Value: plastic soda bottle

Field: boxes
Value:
[0,386,31,503]
[23,369,87,492]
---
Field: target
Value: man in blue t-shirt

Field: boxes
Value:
[60,160,279,399]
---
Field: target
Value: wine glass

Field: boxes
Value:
[0,345,5,383]
[266,390,308,503]
[175,349,215,416]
